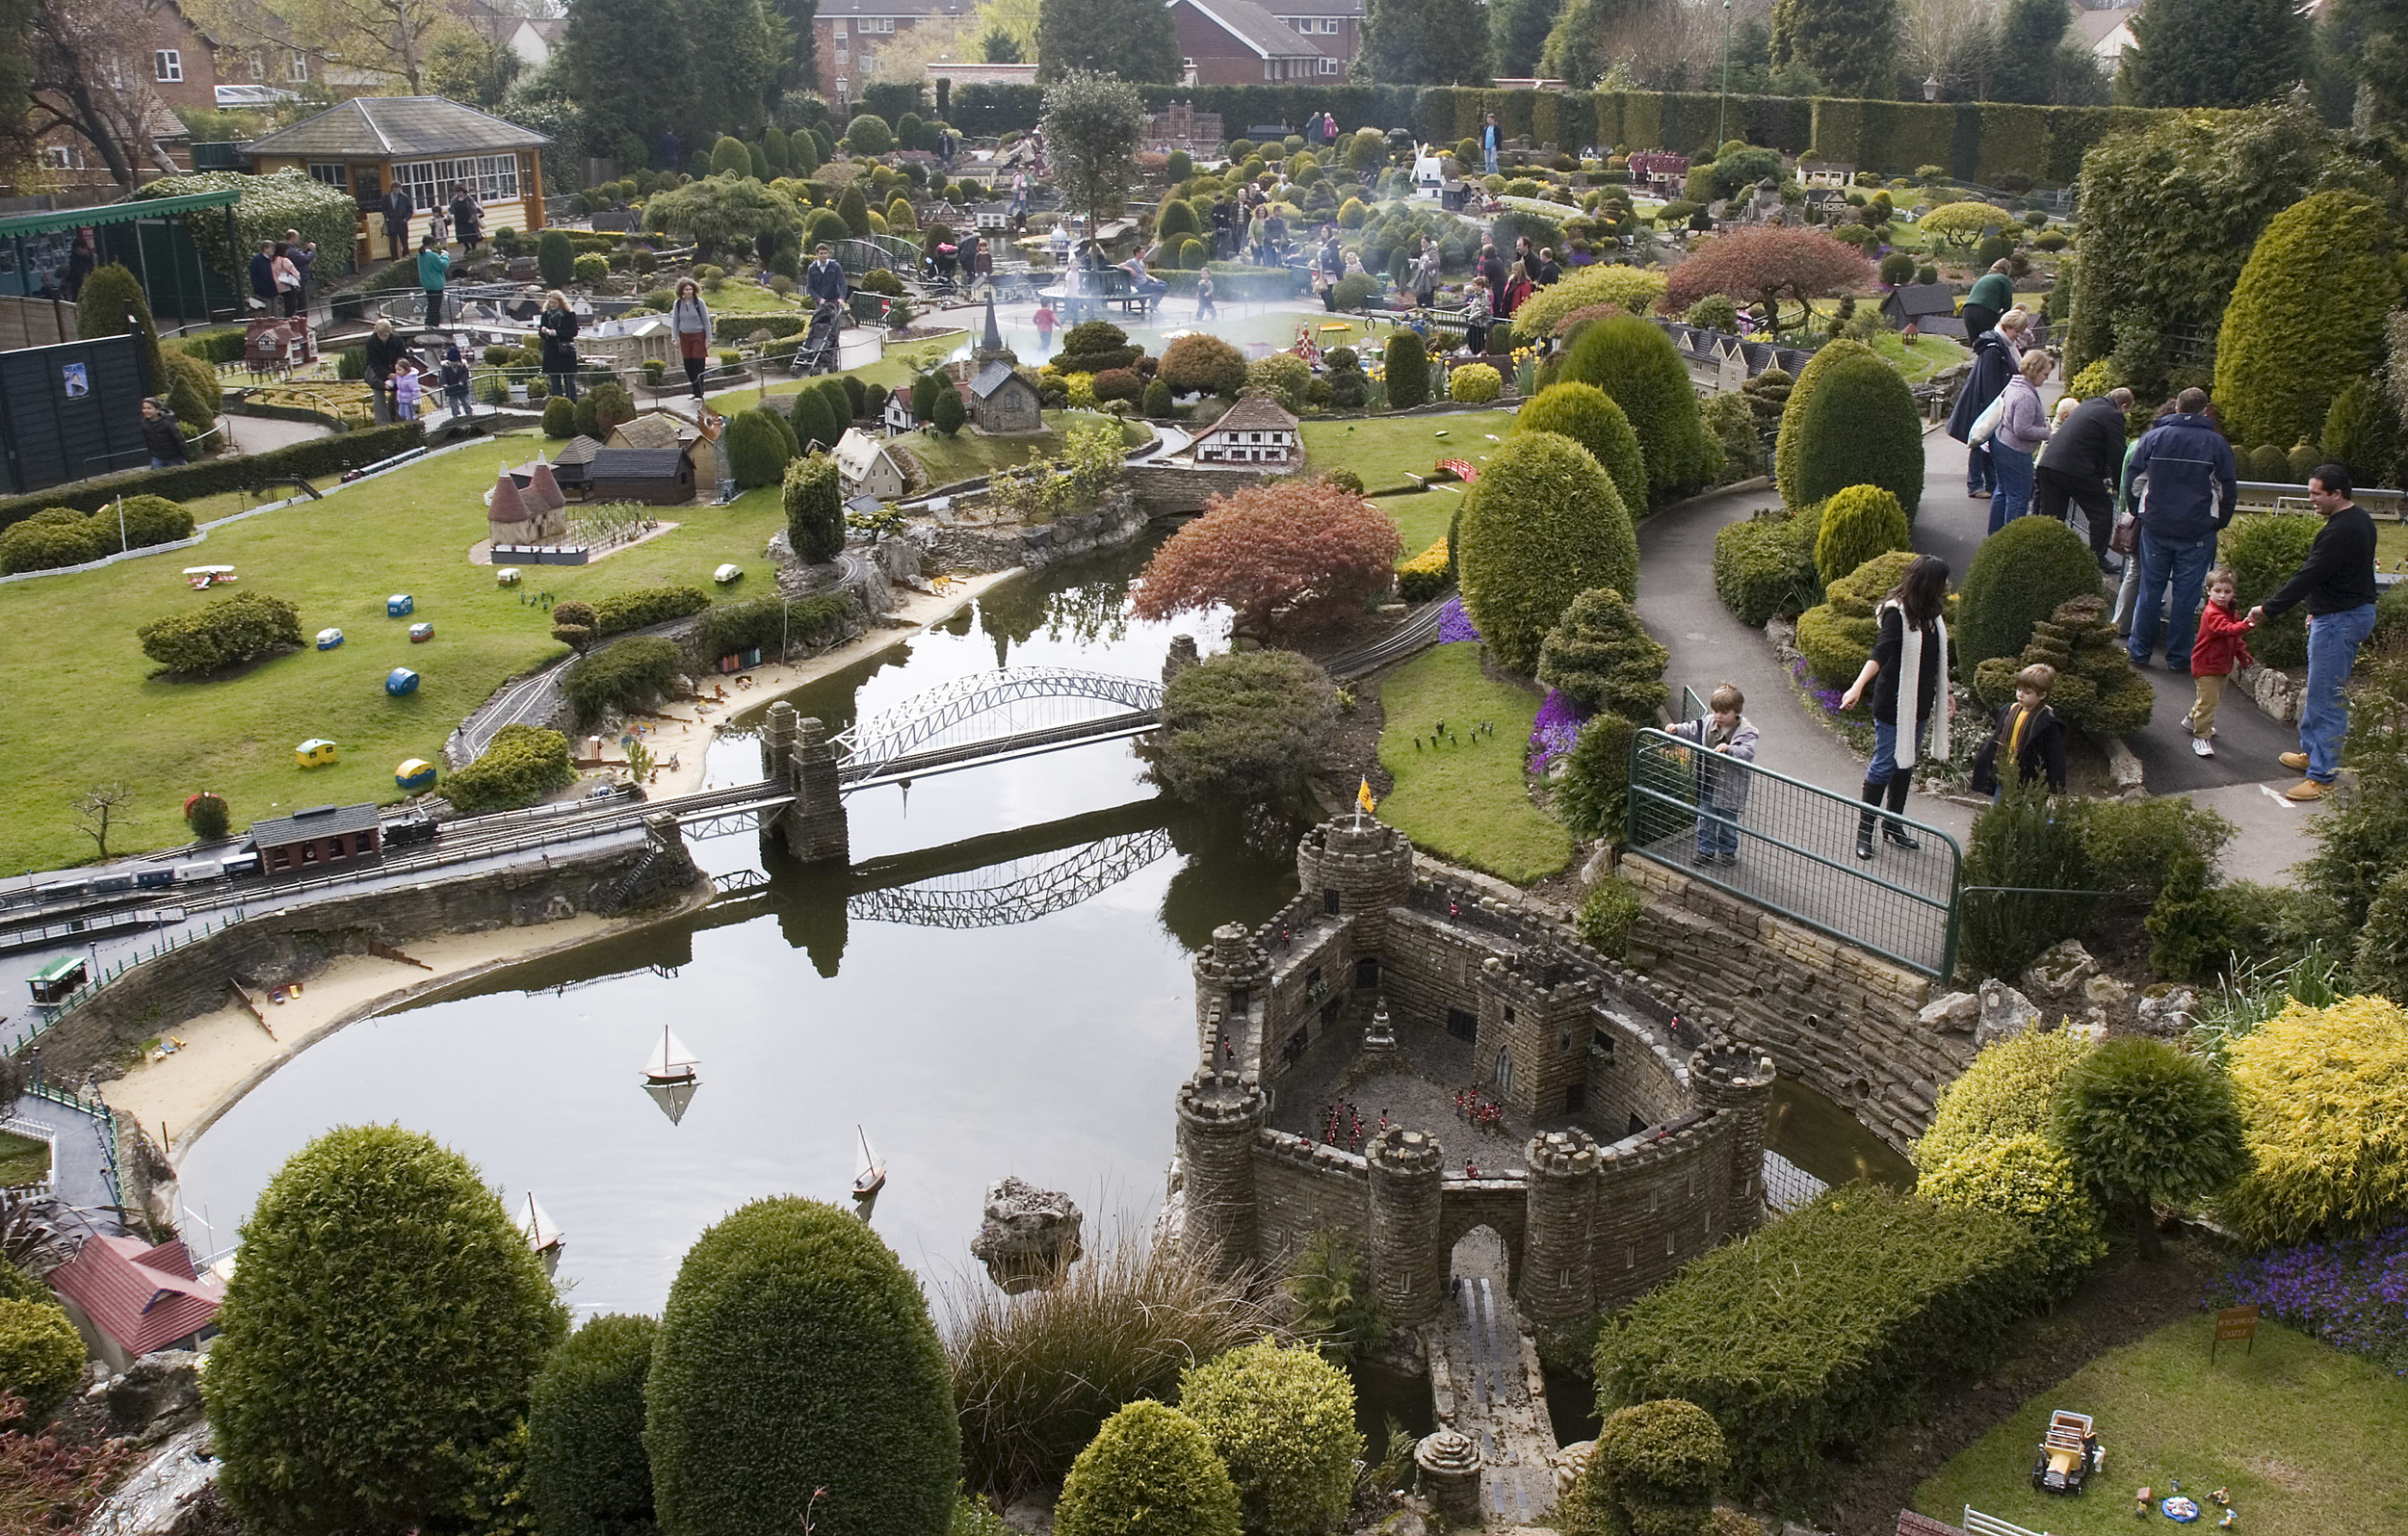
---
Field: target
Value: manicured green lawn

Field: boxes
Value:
[1374,642,1572,884]
[1866,328,1970,382]
[0,1131,52,1188]
[1301,410,1518,495]
[1372,485,1462,561]
[887,410,1148,490]
[1915,1317,2408,1536]
[0,432,796,872]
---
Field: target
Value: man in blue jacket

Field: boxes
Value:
[804,244,848,307]
[2120,386,2238,673]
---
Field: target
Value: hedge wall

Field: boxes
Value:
[0,423,426,530]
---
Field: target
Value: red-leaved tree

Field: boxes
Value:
[1662,227,1877,336]
[1133,480,1402,639]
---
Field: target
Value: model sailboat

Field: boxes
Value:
[641,1026,700,1125]
[852,1125,887,1198]
[519,1193,564,1276]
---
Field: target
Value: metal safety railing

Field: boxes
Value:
[1626,725,1964,978]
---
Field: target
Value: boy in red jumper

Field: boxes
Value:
[2187,565,2255,758]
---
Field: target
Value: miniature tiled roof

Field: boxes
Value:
[1207,395,1300,434]
[970,361,1034,399]
[47,1236,223,1357]
[589,448,691,479]
[610,413,697,452]
[1174,0,1322,58]
[249,802,380,847]
[243,95,549,159]
[550,434,606,466]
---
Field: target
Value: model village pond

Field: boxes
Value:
[176,534,1911,1330]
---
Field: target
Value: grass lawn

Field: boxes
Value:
[0,432,798,872]
[0,1131,51,1187]
[1374,642,1572,884]
[1915,1316,2408,1536]
[888,411,1148,489]
[1372,485,1461,561]
[1866,328,1970,381]
[1302,411,1518,495]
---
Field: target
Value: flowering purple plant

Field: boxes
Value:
[1528,688,1589,773]
[2209,1225,2408,1375]
[1436,595,1481,644]
[1791,653,1852,715]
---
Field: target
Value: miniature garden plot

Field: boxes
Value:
[1374,641,1572,884]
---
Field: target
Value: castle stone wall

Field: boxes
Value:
[1253,1132,1373,1270]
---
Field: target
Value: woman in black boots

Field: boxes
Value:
[1838,555,1952,859]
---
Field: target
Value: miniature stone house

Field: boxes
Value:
[1170,814,1775,1327]
[967,362,1043,433]
[834,428,907,501]
[486,467,566,546]
[1192,396,1300,466]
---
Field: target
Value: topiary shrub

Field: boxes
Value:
[1058,321,1139,376]
[0,507,106,573]
[1515,382,1647,515]
[1685,294,1742,332]
[186,791,230,841]
[644,1197,955,1536]
[1161,333,1247,397]
[543,395,578,438]
[137,590,302,673]
[1973,594,2155,735]
[1787,351,1923,519]
[2321,378,2400,492]
[1810,485,1909,586]
[204,1126,567,1536]
[931,386,968,436]
[1536,586,1668,719]
[539,229,576,288]
[1176,1340,1362,1536]
[2222,512,2321,667]
[1561,1397,1726,1536]
[1918,1132,2107,1298]
[1954,513,2101,688]
[2287,438,2323,483]
[2212,192,2396,452]
[1958,778,2098,981]
[1878,251,1915,286]
[527,1314,659,1536]
[1246,354,1311,414]
[2055,1035,2249,1258]
[0,1296,89,1421]
[1772,337,1873,510]
[1458,431,1638,673]
[725,405,794,488]
[1701,391,1762,484]
[75,263,164,388]
[1055,1401,1242,1536]
[2220,994,2408,1247]
[1713,514,1819,627]
[446,723,576,813]
[846,114,896,155]
[1914,1022,2092,1172]
[573,252,610,285]
[1382,330,1429,408]
[591,585,708,635]
[1142,378,1174,417]
[1558,315,1718,498]
[1794,549,1920,690]
[1574,872,1646,953]
[1449,362,1503,403]
[565,635,684,721]
[1553,711,1636,842]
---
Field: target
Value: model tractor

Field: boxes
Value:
[2030,1409,2103,1495]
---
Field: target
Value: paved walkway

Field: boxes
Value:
[1426,1229,1559,1522]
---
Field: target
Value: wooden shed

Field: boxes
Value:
[249,801,381,875]
[585,447,695,506]
[241,96,550,269]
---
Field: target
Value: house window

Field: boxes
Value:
[1320,56,1339,72]
[1447,1007,1476,1040]
[1322,18,1339,32]
[42,144,78,169]
[392,153,522,212]
[155,49,183,82]
[1492,1048,1514,1094]
[833,18,847,34]
[308,163,349,191]
[247,50,265,79]
[872,16,894,31]
[288,50,309,81]
[858,51,876,70]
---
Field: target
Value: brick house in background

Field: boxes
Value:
[1262,0,1363,71]
[1168,0,1332,84]
[812,0,975,102]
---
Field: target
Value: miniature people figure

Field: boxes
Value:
[2211,1490,2230,1506]
[2217,1510,2237,1528]
[2136,1488,2153,1519]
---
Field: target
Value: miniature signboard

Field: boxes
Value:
[2212,1303,2259,1361]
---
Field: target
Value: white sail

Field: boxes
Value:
[852,1125,886,1195]
[642,1026,699,1081]
[520,1193,563,1252]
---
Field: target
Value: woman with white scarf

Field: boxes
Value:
[1838,555,1952,860]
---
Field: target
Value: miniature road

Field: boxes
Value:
[1425,1228,1560,1521]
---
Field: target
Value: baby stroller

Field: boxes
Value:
[795,298,845,376]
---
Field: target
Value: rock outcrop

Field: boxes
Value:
[970,1176,1084,1293]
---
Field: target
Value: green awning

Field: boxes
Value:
[0,186,245,242]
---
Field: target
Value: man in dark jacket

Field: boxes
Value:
[2250,464,2380,800]
[381,185,414,262]
[1536,247,1560,285]
[2034,386,2134,566]
[1478,241,1505,298]
[142,397,189,469]
[362,319,409,425]
[2120,387,2238,674]
[249,241,277,309]
[1946,325,2017,498]
[804,244,847,306]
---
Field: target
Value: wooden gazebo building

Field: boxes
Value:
[241,97,549,269]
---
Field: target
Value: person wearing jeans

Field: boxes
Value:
[2249,465,2380,801]
[2120,386,2238,671]
[1986,350,2054,532]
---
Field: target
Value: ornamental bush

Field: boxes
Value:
[1059,321,1139,376]
[1712,514,1819,627]
[1972,594,2155,735]
[1786,351,1923,518]
[1246,354,1311,413]
[1594,1185,2044,1501]
[1793,549,1918,690]
[573,252,610,285]
[445,723,575,813]
[75,263,164,390]
[1396,534,1451,602]
[1457,431,1639,673]
[1918,1133,2107,1298]
[1958,779,2097,981]
[788,387,839,455]
[0,1296,87,1421]
[2212,192,2397,453]
[137,590,302,673]
[0,507,108,572]
[1701,392,1762,484]
[565,636,684,722]
[1772,337,1873,510]
[1558,314,1718,498]
[1551,711,1636,842]
[539,229,576,287]
[1954,513,2100,688]
[1810,485,1909,586]
[1152,335,1246,398]
[544,395,578,438]
[204,1126,567,1536]
[1148,649,1339,809]
[1055,1401,1243,1536]
[1515,382,1647,514]
[2322,379,2400,492]
[1134,481,1400,640]
[931,386,968,436]
[1449,362,1503,404]
[2054,1035,2249,1257]
[162,349,222,435]
[592,585,709,635]
[1914,1023,2093,1172]
[2221,995,2408,1247]
[1382,330,1429,408]
[846,114,896,155]
[1536,586,1668,720]
[186,791,229,842]
[527,1314,659,1536]
[1510,262,1669,343]
[2222,512,2321,667]
[646,1198,955,1536]
[725,405,794,488]
[1177,1340,1362,1536]
[1561,1397,1726,1536]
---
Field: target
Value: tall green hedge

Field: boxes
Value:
[592,585,710,636]
[446,723,576,813]
[1713,513,1820,628]
[644,1198,956,1536]
[1788,352,1924,519]
[1382,330,1429,409]
[528,1314,661,1536]
[1594,1185,2046,1500]
[564,636,685,722]
[1514,382,1649,517]
[2211,191,2399,453]
[1953,513,2100,688]
[1457,430,1639,674]
[204,1126,568,1536]
[1773,337,1872,511]
[725,406,794,488]
[1558,315,1718,499]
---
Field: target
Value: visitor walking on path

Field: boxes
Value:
[1410,236,1440,310]
[1482,113,1501,174]
[2186,566,2255,759]
[804,244,847,308]
[1971,663,2068,795]
[450,182,484,254]
[2121,386,2238,674]
[1948,309,2028,499]
[2248,465,2379,801]
[671,279,713,400]
[417,235,450,328]
[1986,349,2055,531]
[538,290,579,402]
[141,397,188,470]
[1961,258,2014,340]
[272,244,302,318]
[362,318,407,426]
[1839,556,1952,861]
[2112,399,2175,634]
[1664,683,1758,865]
[380,184,413,263]
[2035,386,2133,566]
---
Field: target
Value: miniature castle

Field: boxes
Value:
[1169,814,1775,1327]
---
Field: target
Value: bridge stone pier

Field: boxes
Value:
[760,701,850,865]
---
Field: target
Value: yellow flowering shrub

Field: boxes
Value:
[2222,994,2408,1246]
[1397,534,1451,602]
[1918,1132,2107,1296]
[1913,1022,2092,1173]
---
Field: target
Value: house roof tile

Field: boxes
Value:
[48,1237,223,1357]
[1208,396,1301,434]
[1173,0,1322,58]
[589,448,692,479]
[249,802,380,846]
[243,96,549,160]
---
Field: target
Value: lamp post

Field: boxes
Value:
[837,77,851,125]
[1923,73,1940,102]
[1716,0,1734,150]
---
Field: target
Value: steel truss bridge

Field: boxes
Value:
[845,827,1176,928]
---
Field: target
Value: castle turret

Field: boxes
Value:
[1193,923,1270,1074]
[1688,1040,1777,1238]
[761,700,798,785]
[1366,1126,1447,1325]
[1520,1128,1601,1325]
[1294,816,1414,952]
[1476,942,1604,1120]
[1176,1072,1267,1279]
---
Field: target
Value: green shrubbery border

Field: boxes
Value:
[0,423,426,529]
